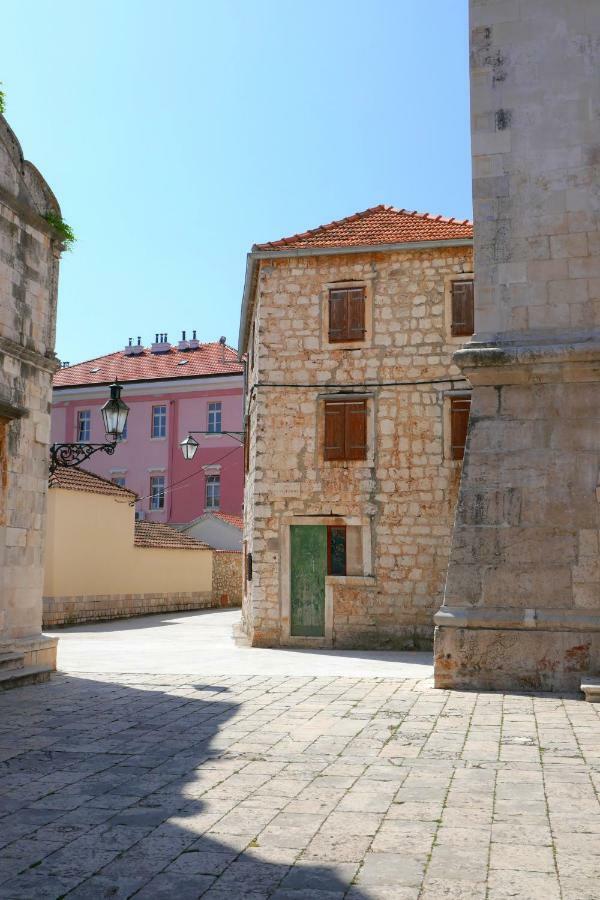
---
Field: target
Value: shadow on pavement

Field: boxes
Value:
[0,673,372,899]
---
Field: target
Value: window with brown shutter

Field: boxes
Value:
[324,399,367,461]
[328,287,366,343]
[451,279,474,337]
[450,397,471,460]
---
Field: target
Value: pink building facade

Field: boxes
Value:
[51,338,244,525]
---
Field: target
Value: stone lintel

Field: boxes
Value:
[435,606,600,633]
[454,339,600,386]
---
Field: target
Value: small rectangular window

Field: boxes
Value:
[327,525,346,576]
[451,279,474,337]
[205,474,220,509]
[328,286,366,343]
[208,402,222,434]
[324,398,367,461]
[111,476,126,488]
[150,475,165,509]
[246,551,253,582]
[77,410,91,442]
[450,397,471,460]
[151,405,167,438]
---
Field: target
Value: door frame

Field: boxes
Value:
[280,514,371,647]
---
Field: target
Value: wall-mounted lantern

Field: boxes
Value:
[50,381,129,473]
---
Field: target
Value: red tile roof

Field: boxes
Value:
[54,342,243,389]
[134,521,210,550]
[254,204,473,252]
[212,511,243,530]
[49,466,137,499]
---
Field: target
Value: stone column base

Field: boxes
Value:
[0,634,58,671]
[434,620,599,692]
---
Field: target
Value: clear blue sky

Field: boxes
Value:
[3,0,471,363]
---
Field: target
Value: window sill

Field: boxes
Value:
[150,436,167,441]
[326,575,376,587]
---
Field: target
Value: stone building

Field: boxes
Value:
[239,205,473,648]
[0,115,63,685]
[435,0,600,693]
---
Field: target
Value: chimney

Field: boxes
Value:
[188,328,200,350]
[151,332,172,354]
[178,329,190,352]
[125,335,144,355]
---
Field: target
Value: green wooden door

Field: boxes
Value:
[290,525,327,637]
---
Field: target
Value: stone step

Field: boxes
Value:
[0,665,53,691]
[0,652,25,671]
[581,677,600,703]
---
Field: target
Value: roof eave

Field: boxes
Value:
[237,237,473,357]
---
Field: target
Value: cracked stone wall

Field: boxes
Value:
[434,0,600,691]
[242,245,472,648]
[0,116,61,669]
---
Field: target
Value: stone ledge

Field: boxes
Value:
[581,677,600,703]
[454,338,600,385]
[434,605,600,632]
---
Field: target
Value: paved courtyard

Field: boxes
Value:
[0,611,599,899]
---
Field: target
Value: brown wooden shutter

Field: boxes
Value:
[451,280,474,336]
[345,400,367,460]
[328,290,348,342]
[347,288,366,341]
[324,401,345,460]
[450,397,471,460]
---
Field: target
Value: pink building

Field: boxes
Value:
[51,334,244,525]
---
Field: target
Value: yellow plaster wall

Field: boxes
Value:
[44,488,212,597]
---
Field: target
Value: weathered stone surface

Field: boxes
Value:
[435,0,600,691]
[0,114,62,675]
[242,245,472,649]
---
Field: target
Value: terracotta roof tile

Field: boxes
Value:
[49,466,137,499]
[134,521,210,550]
[54,342,243,389]
[212,511,243,530]
[254,204,473,252]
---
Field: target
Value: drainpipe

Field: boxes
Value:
[167,398,178,522]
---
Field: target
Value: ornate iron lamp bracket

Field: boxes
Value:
[49,442,117,473]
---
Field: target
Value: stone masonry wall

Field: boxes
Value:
[435,0,600,691]
[243,245,472,648]
[212,550,243,608]
[0,116,62,669]
[43,591,217,628]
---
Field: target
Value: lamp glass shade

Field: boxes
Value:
[180,434,199,460]
[101,383,129,439]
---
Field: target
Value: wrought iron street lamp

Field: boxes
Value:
[180,434,199,460]
[179,430,244,460]
[49,382,130,473]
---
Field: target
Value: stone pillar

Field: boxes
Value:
[434,0,600,691]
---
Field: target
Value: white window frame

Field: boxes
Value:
[77,409,91,442]
[151,404,167,439]
[111,476,126,488]
[205,474,220,509]
[207,402,222,434]
[150,475,166,510]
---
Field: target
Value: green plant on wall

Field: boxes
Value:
[42,211,76,251]
[0,83,5,115]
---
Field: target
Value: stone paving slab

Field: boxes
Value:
[0,615,599,898]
